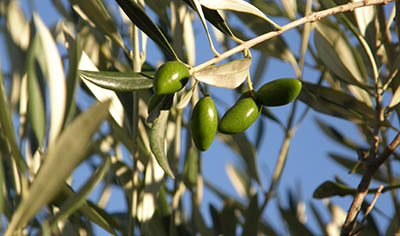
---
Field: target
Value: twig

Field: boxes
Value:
[190,0,395,74]
[350,185,384,236]
[341,132,400,235]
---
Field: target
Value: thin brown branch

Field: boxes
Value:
[341,132,400,236]
[190,0,395,74]
[351,185,384,236]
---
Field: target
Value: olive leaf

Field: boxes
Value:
[226,163,251,198]
[150,110,175,179]
[177,83,198,109]
[313,181,357,199]
[34,14,67,144]
[242,193,261,236]
[389,84,400,108]
[200,0,280,29]
[115,0,178,60]
[315,117,363,150]
[79,70,154,92]
[5,100,111,234]
[68,0,125,49]
[328,153,399,183]
[298,81,375,124]
[194,58,251,89]
[27,36,46,145]
[47,158,113,232]
[314,22,368,88]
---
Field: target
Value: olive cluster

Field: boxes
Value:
[151,61,302,151]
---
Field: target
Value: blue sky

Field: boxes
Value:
[1,0,398,235]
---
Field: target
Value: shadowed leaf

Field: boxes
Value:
[299,81,375,124]
[115,0,178,60]
[150,110,174,179]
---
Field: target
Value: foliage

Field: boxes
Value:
[0,0,399,235]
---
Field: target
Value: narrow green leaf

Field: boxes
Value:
[69,0,125,49]
[27,36,46,145]
[183,0,234,36]
[220,200,238,235]
[191,198,213,236]
[279,206,314,236]
[194,58,251,89]
[315,117,363,150]
[80,70,154,92]
[313,181,356,199]
[328,153,397,183]
[209,204,222,235]
[150,110,174,179]
[115,0,178,60]
[0,63,25,172]
[183,147,199,189]
[242,193,260,236]
[64,34,82,126]
[48,158,113,233]
[78,52,126,127]
[298,81,375,124]
[5,100,111,235]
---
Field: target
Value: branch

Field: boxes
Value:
[341,132,400,236]
[190,0,395,74]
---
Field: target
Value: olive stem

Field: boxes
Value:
[189,0,394,75]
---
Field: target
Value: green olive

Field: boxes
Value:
[218,97,260,134]
[153,61,189,95]
[255,78,302,106]
[190,96,218,151]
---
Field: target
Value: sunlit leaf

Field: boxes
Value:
[69,0,125,49]
[79,70,154,92]
[389,84,400,108]
[5,100,111,234]
[150,110,174,179]
[177,84,197,109]
[314,21,368,87]
[6,1,30,49]
[226,163,251,198]
[137,154,164,222]
[34,14,67,144]
[194,58,251,89]
[200,0,280,28]
[115,0,178,60]
[353,2,375,36]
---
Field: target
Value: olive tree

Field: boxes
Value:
[0,0,399,235]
